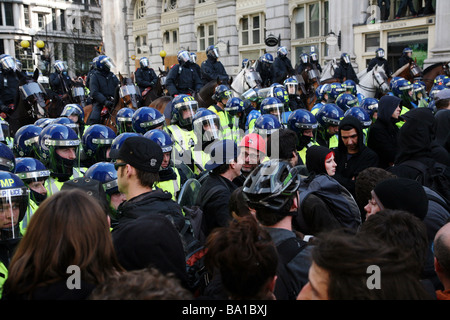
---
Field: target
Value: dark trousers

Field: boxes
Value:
[378,0,390,21]
[396,0,417,17]
[87,102,102,125]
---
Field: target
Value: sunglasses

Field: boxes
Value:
[114,162,127,170]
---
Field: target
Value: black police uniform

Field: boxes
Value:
[256,62,273,87]
[272,56,295,84]
[135,66,158,93]
[49,71,72,95]
[0,68,19,115]
[200,56,229,85]
[87,68,119,124]
[367,57,392,77]
[334,60,359,84]
[165,62,203,97]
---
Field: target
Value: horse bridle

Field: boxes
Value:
[358,69,388,94]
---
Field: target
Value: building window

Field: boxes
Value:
[52,9,57,30]
[198,23,215,51]
[61,10,66,31]
[365,33,380,53]
[38,14,45,29]
[4,2,14,26]
[135,0,146,19]
[294,1,329,40]
[163,0,177,12]
[240,13,265,46]
[24,5,31,28]
[162,28,179,54]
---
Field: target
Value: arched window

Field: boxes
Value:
[135,0,146,19]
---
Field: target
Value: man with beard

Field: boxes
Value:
[233,133,267,187]
[333,115,379,198]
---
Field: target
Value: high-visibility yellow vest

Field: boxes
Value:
[155,167,182,201]
[0,262,7,299]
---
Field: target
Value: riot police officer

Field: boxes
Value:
[334,53,359,84]
[87,55,119,125]
[272,46,295,84]
[398,47,414,69]
[0,54,19,118]
[135,57,158,95]
[165,50,203,97]
[367,48,392,77]
[200,45,229,85]
[256,53,274,87]
[49,60,73,96]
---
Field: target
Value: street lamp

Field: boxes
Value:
[160,50,166,68]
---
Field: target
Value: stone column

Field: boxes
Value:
[265,0,290,56]
[178,1,196,53]
[424,0,450,67]
[216,0,238,75]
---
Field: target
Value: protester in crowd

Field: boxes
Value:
[196,139,242,237]
[89,267,193,300]
[333,115,379,198]
[434,223,450,300]
[203,216,278,300]
[2,189,124,300]
[367,95,402,169]
[233,133,266,187]
[243,159,312,300]
[297,229,432,300]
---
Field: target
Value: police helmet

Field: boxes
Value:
[60,104,85,125]
[0,142,15,172]
[81,124,116,162]
[261,53,274,64]
[315,84,331,101]
[190,52,197,64]
[254,114,282,136]
[300,53,309,64]
[109,132,141,160]
[206,45,219,59]
[177,50,190,65]
[131,107,165,134]
[375,48,385,59]
[225,97,245,117]
[341,53,351,64]
[115,107,135,134]
[392,78,413,102]
[13,124,43,158]
[343,80,357,95]
[139,57,150,68]
[284,77,299,95]
[315,104,345,128]
[84,162,118,196]
[360,98,379,118]
[52,117,79,138]
[193,108,222,142]
[171,94,198,128]
[260,97,285,125]
[212,85,233,102]
[344,107,372,128]
[328,83,346,102]
[144,129,174,154]
[0,171,30,240]
[336,93,359,112]
[277,46,288,58]
[53,60,67,73]
[96,55,115,71]
[287,109,318,135]
[0,54,16,71]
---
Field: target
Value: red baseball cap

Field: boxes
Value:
[239,133,266,154]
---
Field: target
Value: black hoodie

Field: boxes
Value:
[334,115,379,196]
[367,95,402,169]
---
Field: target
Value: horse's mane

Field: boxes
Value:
[423,62,444,75]
[391,63,410,77]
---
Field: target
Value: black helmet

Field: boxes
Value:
[242,159,300,212]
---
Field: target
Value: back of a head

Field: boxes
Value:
[311,229,432,300]
[359,209,429,276]
[205,216,278,299]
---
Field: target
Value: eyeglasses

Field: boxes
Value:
[114,162,127,170]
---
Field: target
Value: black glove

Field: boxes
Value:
[105,101,114,109]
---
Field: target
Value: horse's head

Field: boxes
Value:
[373,65,390,94]
[17,69,48,118]
[119,73,140,109]
[243,68,262,89]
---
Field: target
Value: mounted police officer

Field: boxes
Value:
[135,57,158,96]
[334,53,359,84]
[87,55,119,125]
[367,48,392,77]
[0,54,19,119]
[272,46,295,84]
[256,53,274,87]
[398,47,414,69]
[49,60,72,96]
[165,50,202,97]
[295,53,312,75]
[201,45,229,85]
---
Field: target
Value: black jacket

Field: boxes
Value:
[196,172,238,237]
[367,57,392,76]
[272,56,295,84]
[398,54,413,69]
[0,69,19,106]
[49,72,72,95]
[256,62,273,87]
[200,57,229,85]
[334,62,359,84]
[367,95,402,169]
[135,67,158,93]
[165,62,203,96]
[334,115,379,196]
[88,69,119,105]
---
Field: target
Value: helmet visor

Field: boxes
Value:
[71,87,85,98]
[300,55,309,64]
[178,51,190,64]
[100,57,115,70]
[262,102,285,123]
[54,61,67,73]
[242,88,259,102]
[140,58,149,68]
[245,70,262,88]
[0,56,16,71]
[342,55,351,64]
[194,115,222,142]
[278,47,288,56]
[286,83,298,95]
[19,82,46,99]
[0,186,29,240]
[175,101,198,127]
[119,85,140,98]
